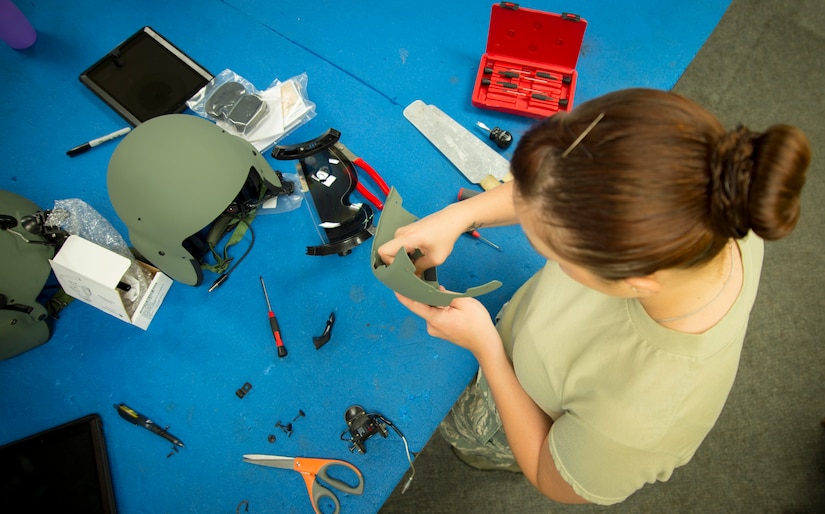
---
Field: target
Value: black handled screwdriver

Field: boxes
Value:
[259,276,288,358]
[476,121,513,150]
[114,403,185,447]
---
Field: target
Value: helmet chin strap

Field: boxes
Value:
[199,165,295,292]
[202,214,255,276]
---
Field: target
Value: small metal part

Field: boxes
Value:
[236,500,249,514]
[236,382,253,399]
[208,273,229,292]
[293,409,306,422]
[267,434,277,443]
[275,421,293,436]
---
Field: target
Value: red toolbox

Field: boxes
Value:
[471,2,587,118]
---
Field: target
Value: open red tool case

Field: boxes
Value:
[471,2,587,118]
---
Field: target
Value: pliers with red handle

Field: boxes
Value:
[331,142,390,210]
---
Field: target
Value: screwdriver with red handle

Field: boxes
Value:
[457,189,501,251]
[259,276,287,358]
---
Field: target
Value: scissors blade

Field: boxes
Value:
[242,454,296,469]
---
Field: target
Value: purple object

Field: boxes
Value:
[0,0,37,49]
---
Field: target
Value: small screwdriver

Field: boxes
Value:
[259,276,287,358]
[476,121,513,150]
[457,187,481,201]
[466,229,501,251]
[456,188,501,251]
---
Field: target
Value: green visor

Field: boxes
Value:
[370,188,501,307]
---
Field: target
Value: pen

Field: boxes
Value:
[114,403,185,447]
[67,126,131,157]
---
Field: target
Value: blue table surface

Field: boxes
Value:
[0,1,730,512]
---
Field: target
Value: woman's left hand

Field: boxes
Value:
[394,292,501,357]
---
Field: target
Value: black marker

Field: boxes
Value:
[114,403,185,447]
[67,127,131,157]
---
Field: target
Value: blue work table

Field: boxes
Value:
[0,1,729,512]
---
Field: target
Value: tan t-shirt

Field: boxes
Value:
[496,233,764,504]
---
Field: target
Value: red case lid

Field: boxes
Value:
[485,3,586,69]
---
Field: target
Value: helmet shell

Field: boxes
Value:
[107,115,280,285]
[0,190,54,358]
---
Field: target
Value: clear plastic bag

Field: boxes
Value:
[258,173,304,215]
[187,69,316,151]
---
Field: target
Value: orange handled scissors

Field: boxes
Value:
[242,454,364,514]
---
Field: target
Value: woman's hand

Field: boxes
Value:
[394,292,501,358]
[377,208,465,274]
[377,182,519,274]
[396,290,585,503]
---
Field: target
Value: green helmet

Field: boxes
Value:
[107,114,286,286]
[0,190,56,359]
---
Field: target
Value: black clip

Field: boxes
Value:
[235,382,253,399]
[313,312,336,349]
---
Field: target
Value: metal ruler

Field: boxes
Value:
[403,100,512,191]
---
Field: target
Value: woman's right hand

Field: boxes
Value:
[376,206,466,274]
[378,181,519,274]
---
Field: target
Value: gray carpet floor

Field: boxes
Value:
[380,0,825,512]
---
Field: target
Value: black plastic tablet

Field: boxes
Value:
[80,26,212,125]
[0,413,118,513]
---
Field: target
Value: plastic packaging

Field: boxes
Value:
[258,173,304,215]
[47,199,152,314]
[187,69,316,151]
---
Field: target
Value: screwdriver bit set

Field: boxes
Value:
[471,3,587,118]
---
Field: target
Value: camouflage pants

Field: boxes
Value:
[439,369,521,472]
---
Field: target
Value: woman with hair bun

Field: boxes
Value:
[377,88,810,505]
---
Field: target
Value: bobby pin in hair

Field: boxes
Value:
[562,112,605,159]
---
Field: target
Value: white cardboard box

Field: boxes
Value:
[49,235,173,330]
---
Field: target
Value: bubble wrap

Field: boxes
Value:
[47,199,152,315]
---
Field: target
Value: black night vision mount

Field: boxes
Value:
[340,404,417,494]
